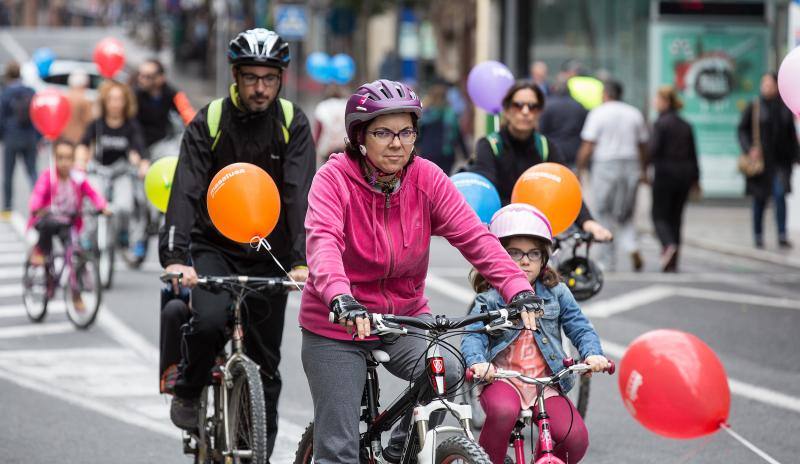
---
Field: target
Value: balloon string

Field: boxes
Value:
[249,236,303,291]
[720,423,783,464]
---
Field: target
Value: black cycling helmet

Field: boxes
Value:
[228,28,290,68]
[558,256,603,301]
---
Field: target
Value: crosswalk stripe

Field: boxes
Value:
[0,302,65,318]
[0,322,74,339]
[0,254,24,265]
[0,284,22,298]
[0,267,23,279]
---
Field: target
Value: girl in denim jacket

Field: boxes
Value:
[461,203,609,463]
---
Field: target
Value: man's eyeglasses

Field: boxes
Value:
[510,101,543,112]
[369,128,417,145]
[239,72,281,87]
[506,248,544,262]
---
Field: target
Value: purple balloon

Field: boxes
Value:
[467,61,515,114]
[778,46,800,115]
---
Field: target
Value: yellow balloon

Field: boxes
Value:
[144,156,179,213]
[568,76,604,110]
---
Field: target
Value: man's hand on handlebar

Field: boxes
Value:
[330,294,370,340]
[164,263,198,292]
[287,266,309,287]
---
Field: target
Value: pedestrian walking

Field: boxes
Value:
[538,76,588,169]
[577,79,649,271]
[416,80,467,174]
[737,72,799,249]
[649,85,700,272]
[530,60,551,96]
[312,84,348,166]
[0,61,39,216]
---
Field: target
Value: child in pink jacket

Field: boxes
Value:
[28,139,110,268]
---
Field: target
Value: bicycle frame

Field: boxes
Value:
[359,333,475,464]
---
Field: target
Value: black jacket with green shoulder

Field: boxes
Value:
[159,85,315,269]
[467,126,593,226]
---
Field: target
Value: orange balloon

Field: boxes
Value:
[510,163,582,235]
[206,163,281,244]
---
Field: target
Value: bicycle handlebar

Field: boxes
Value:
[329,308,521,336]
[160,272,304,291]
[465,358,615,384]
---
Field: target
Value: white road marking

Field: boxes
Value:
[95,304,159,366]
[0,302,66,318]
[0,31,30,62]
[0,254,25,265]
[676,287,800,311]
[0,266,23,279]
[0,321,74,339]
[0,283,23,297]
[581,285,676,318]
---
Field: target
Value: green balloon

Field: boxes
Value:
[568,76,604,110]
[144,156,179,213]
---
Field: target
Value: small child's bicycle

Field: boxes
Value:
[22,214,103,329]
[466,359,615,464]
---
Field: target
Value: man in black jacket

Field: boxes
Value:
[158,28,315,459]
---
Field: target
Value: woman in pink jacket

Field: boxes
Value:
[300,79,542,463]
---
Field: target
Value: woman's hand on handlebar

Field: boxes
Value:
[287,266,309,287]
[330,295,371,340]
[584,354,611,375]
[164,263,198,291]
[582,220,613,242]
[470,363,496,383]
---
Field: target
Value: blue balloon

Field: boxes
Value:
[451,172,502,224]
[33,48,55,78]
[306,52,332,84]
[330,53,355,84]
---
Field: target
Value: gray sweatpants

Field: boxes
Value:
[589,158,641,271]
[301,317,463,464]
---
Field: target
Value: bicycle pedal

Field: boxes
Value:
[182,432,199,455]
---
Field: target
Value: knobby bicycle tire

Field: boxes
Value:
[292,422,314,464]
[99,241,115,290]
[435,436,492,464]
[65,253,102,329]
[228,359,268,464]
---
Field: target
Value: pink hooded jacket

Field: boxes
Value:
[299,153,533,341]
[28,168,107,232]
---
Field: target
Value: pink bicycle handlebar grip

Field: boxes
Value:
[465,368,474,383]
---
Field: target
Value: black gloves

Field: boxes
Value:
[329,294,369,323]
[509,290,545,317]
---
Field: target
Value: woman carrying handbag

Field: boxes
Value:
[737,72,799,249]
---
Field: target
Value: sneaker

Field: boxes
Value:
[71,291,86,313]
[170,396,201,430]
[779,238,793,249]
[0,210,11,221]
[160,364,179,395]
[29,247,46,267]
[660,245,678,273]
[630,251,644,272]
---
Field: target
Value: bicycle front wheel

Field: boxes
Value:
[227,359,268,464]
[64,252,102,329]
[435,436,491,463]
[96,215,115,290]
[22,256,49,322]
[292,422,313,464]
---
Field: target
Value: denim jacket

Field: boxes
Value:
[460,281,603,393]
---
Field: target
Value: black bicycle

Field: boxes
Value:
[160,273,300,464]
[294,307,524,464]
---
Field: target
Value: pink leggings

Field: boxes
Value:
[478,381,589,463]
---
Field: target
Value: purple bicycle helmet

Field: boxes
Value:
[345,79,422,144]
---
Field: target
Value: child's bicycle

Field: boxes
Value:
[294,307,525,464]
[160,272,299,464]
[466,359,615,464]
[22,213,104,329]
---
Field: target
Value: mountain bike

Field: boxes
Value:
[160,272,300,464]
[23,213,103,329]
[465,359,615,464]
[294,307,524,464]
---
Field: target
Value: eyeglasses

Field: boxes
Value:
[369,128,418,145]
[510,101,543,112]
[506,248,544,262]
[239,72,281,87]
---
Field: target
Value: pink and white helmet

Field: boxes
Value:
[489,203,553,245]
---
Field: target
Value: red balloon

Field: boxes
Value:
[618,330,730,439]
[93,37,125,78]
[30,89,71,140]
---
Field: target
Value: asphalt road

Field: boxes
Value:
[1,27,799,464]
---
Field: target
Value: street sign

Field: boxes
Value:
[275,4,308,41]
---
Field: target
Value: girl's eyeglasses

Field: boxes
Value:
[506,248,544,262]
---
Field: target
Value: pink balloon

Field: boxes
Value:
[618,329,730,439]
[93,37,125,79]
[30,89,71,140]
[778,46,800,115]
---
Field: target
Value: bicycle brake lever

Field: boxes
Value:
[371,313,407,336]
[485,317,513,333]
